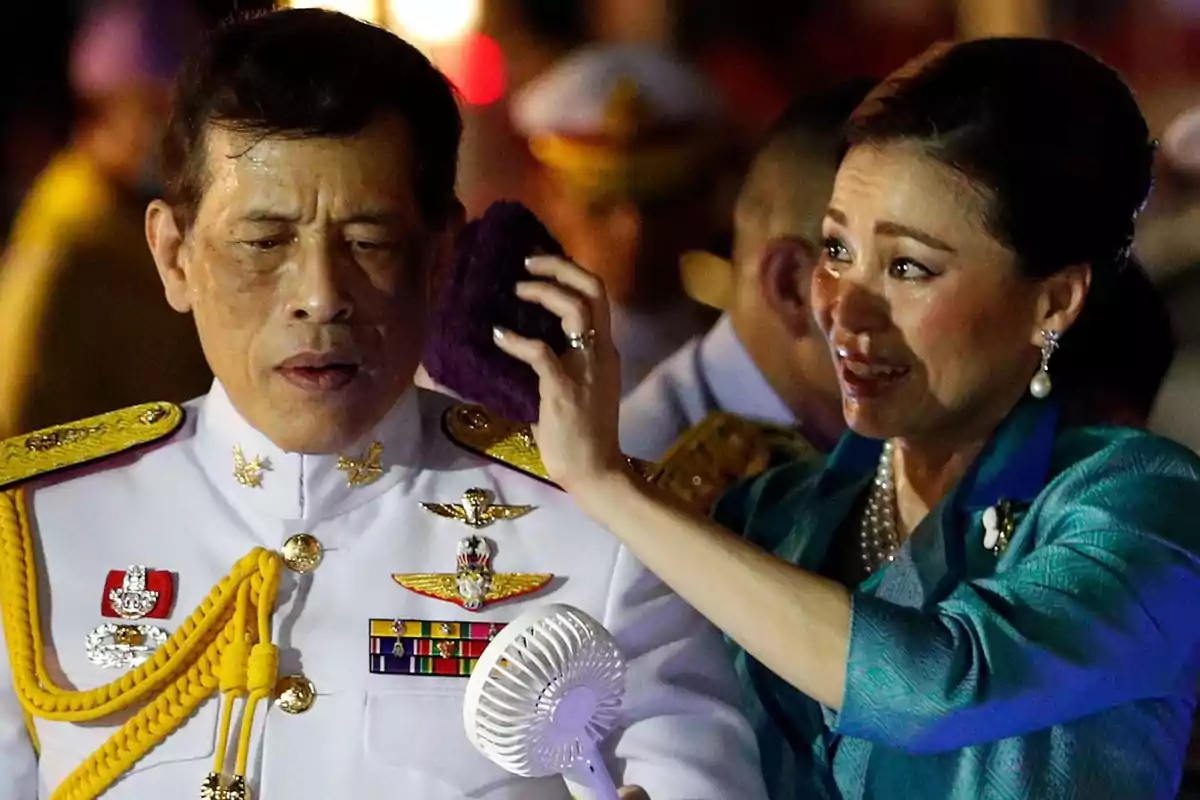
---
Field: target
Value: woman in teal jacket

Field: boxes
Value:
[494,37,1200,799]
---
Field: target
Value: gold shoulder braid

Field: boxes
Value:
[442,404,554,482]
[0,404,283,800]
[650,413,782,513]
[441,405,787,513]
[442,404,656,485]
[0,402,184,489]
[755,421,823,464]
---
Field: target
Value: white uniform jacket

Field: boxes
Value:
[0,382,767,799]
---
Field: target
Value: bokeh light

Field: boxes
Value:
[442,34,508,107]
[388,0,482,44]
[282,0,380,23]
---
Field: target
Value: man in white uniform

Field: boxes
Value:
[0,10,767,800]
[619,83,875,461]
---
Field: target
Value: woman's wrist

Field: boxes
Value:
[563,460,644,521]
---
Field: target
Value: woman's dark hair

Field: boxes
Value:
[846,39,1156,412]
[161,8,462,232]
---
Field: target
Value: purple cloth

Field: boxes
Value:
[422,202,569,422]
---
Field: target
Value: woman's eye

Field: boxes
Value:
[887,258,934,280]
[822,237,851,263]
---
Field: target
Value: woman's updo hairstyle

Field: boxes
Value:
[845,39,1156,410]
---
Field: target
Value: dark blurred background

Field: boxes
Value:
[6,0,1200,235]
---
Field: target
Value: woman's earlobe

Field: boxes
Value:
[1034,263,1092,339]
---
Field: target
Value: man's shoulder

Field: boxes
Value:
[1036,425,1200,551]
[0,401,190,492]
[426,392,670,494]
[418,391,559,487]
[1053,424,1200,485]
[653,412,825,514]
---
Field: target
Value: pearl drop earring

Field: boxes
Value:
[1029,329,1060,399]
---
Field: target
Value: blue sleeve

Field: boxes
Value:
[834,437,1200,754]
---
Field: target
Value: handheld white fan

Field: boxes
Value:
[463,604,626,800]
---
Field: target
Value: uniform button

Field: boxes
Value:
[281,533,323,573]
[275,675,316,714]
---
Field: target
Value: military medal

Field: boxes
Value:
[392,535,551,611]
[102,565,175,620]
[368,618,506,676]
[85,623,168,670]
[420,487,535,528]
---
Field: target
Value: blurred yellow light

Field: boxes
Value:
[281,0,382,24]
[388,0,481,44]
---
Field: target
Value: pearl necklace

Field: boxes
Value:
[859,441,900,575]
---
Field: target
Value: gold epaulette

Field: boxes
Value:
[442,404,656,487]
[0,402,184,489]
[650,413,823,513]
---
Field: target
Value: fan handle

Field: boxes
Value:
[566,739,620,800]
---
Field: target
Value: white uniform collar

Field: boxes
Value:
[612,298,711,393]
[698,314,795,427]
[194,381,425,522]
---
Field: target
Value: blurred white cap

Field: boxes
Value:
[510,45,722,198]
[511,44,720,139]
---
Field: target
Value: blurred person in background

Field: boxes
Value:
[0,0,211,437]
[1139,104,1200,450]
[619,81,876,462]
[0,106,66,248]
[511,45,725,393]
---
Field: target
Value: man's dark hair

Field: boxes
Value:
[161,8,462,230]
[764,77,877,157]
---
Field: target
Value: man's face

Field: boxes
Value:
[149,115,443,453]
[545,181,713,307]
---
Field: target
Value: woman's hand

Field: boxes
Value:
[491,255,628,498]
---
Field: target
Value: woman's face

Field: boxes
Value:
[812,142,1052,444]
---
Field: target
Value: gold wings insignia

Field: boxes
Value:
[391,571,553,608]
[419,503,470,522]
[487,573,553,603]
[481,505,535,524]
[391,573,459,601]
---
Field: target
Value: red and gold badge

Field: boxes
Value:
[101,565,175,620]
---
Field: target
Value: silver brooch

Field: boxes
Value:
[85,623,168,669]
[982,500,1017,555]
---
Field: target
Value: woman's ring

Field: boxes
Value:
[566,329,596,352]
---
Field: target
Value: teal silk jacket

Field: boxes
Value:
[714,399,1200,799]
